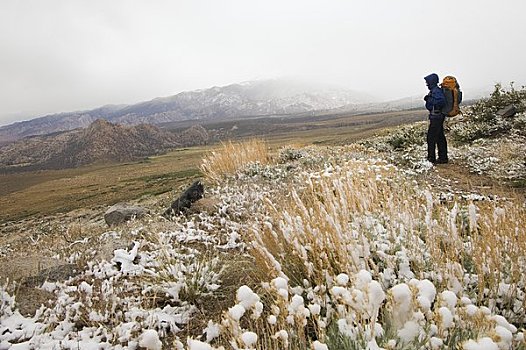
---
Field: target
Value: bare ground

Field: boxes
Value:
[422,160,526,202]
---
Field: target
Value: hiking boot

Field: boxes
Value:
[436,159,449,164]
[427,157,436,164]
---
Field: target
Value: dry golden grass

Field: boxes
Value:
[246,154,526,322]
[470,203,526,310]
[201,139,271,184]
[495,140,523,163]
[250,158,415,285]
[418,197,526,320]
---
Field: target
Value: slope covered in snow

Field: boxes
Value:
[1,86,525,349]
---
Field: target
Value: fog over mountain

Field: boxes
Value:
[1,0,525,126]
[0,79,377,143]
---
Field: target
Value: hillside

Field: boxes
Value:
[361,83,526,185]
[0,86,525,349]
[0,120,209,171]
[0,79,378,143]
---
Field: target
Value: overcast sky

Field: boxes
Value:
[1,0,525,126]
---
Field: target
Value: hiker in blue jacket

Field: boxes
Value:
[424,73,448,164]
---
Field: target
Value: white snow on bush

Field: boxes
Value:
[228,304,246,321]
[312,340,329,350]
[236,285,260,309]
[111,241,150,275]
[187,338,213,350]
[241,331,258,346]
[335,273,349,286]
[463,337,499,350]
[139,329,162,350]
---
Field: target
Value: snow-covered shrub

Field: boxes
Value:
[450,83,526,144]
[385,124,427,150]
[243,153,526,345]
[357,123,436,173]
[251,158,415,286]
[360,122,427,152]
[0,203,249,349]
[472,83,526,119]
[241,161,287,180]
[206,274,525,349]
[512,113,526,136]
[278,146,306,163]
[456,135,526,181]
[449,115,513,144]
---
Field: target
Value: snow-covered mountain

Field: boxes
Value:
[0,79,375,143]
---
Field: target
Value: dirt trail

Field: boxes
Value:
[423,161,526,201]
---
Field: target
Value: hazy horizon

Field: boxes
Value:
[1,0,525,126]
[0,77,511,127]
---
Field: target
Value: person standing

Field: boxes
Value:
[424,73,448,164]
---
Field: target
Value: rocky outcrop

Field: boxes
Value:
[53,119,179,167]
[104,203,148,226]
[163,181,204,217]
[174,125,209,146]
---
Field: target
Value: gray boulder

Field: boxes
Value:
[497,105,517,118]
[104,203,147,226]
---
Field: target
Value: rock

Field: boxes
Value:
[163,181,204,217]
[17,264,80,317]
[104,203,147,226]
[186,197,220,216]
[497,105,517,118]
[22,263,80,288]
[16,287,56,317]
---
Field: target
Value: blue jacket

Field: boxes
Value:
[424,73,446,119]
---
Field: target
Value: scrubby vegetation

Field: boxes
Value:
[450,83,526,143]
[363,84,526,183]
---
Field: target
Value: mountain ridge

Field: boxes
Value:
[0,119,209,172]
[0,79,376,143]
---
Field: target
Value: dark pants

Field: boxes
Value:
[427,116,448,162]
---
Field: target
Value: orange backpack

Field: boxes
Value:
[441,76,463,117]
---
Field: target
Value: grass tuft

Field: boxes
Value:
[200,139,271,183]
